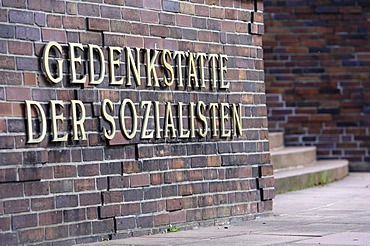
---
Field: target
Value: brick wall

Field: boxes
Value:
[264,0,370,171]
[0,0,272,244]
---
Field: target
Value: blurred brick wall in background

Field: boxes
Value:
[264,0,370,171]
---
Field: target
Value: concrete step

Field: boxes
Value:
[271,146,316,170]
[269,132,284,150]
[274,159,349,194]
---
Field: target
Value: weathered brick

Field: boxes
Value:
[69,222,92,237]
[80,192,101,206]
[16,26,40,41]
[39,211,63,226]
[169,210,186,223]
[3,0,27,8]
[99,204,121,219]
[64,209,85,224]
[18,228,45,244]
[123,161,142,174]
[78,3,100,17]
[63,16,85,30]
[88,18,110,31]
[0,24,15,38]
[137,215,153,228]
[78,164,99,177]
[42,29,66,42]
[130,174,150,187]
[92,219,115,234]
[56,195,78,208]
[31,197,55,211]
[4,199,30,214]
[0,217,11,231]
[74,178,95,192]
[45,225,69,240]
[24,181,49,196]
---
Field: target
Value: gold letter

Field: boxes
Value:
[154,101,161,139]
[126,47,141,86]
[108,46,123,85]
[173,51,185,88]
[219,54,229,89]
[209,103,219,137]
[220,103,231,138]
[145,49,159,87]
[197,101,208,138]
[120,99,138,139]
[187,52,199,88]
[88,44,105,85]
[71,100,87,141]
[178,102,190,138]
[232,103,243,137]
[69,43,86,84]
[141,101,154,139]
[208,54,219,89]
[161,49,174,87]
[42,41,63,84]
[164,102,176,138]
[25,100,47,144]
[196,53,207,88]
[50,100,68,142]
[101,99,116,140]
[189,102,196,138]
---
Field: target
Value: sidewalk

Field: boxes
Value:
[90,173,370,245]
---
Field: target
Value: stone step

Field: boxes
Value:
[274,159,349,194]
[271,146,316,170]
[269,132,284,150]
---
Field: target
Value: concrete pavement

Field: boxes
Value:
[88,173,370,245]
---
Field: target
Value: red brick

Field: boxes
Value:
[150,173,163,185]
[4,199,30,214]
[24,181,49,196]
[63,16,85,29]
[143,0,161,10]
[42,28,66,42]
[78,2,100,17]
[12,213,37,229]
[6,87,31,101]
[45,225,68,240]
[78,164,99,176]
[121,203,140,216]
[3,0,27,8]
[31,197,55,211]
[0,55,15,69]
[150,25,170,37]
[99,204,121,219]
[141,10,159,23]
[8,41,32,55]
[130,174,150,187]
[80,192,101,206]
[54,165,77,178]
[169,210,186,223]
[0,217,11,231]
[166,198,183,211]
[18,228,45,244]
[39,211,63,226]
[69,222,92,237]
[154,213,170,226]
[123,161,142,173]
[56,195,78,208]
[88,18,110,31]
[102,191,124,204]
[74,178,95,192]
[92,219,115,234]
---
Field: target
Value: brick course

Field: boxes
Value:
[0,0,271,244]
[264,0,370,171]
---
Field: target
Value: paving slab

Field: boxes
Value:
[84,173,370,246]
